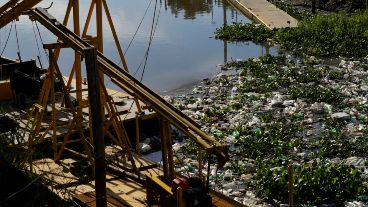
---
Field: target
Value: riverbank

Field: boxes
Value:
[167,53,368,206]
[167,3,368,205]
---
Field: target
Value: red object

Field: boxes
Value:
[171,177,189,194]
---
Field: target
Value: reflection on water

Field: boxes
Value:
[167,0,214,19]
[0,0,277,93]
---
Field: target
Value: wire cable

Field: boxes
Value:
[32,21,44,67]
[14,20,22,60]
[118,0,154,64]
[120,0,162,121]
[104,0,153,89]
[139,0,161,82]
[35,21,50,59]
[132,0,161,79]
[0,21,14,56]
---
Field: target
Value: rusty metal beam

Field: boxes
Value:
[0,0,42,28]
[0,0,20,15]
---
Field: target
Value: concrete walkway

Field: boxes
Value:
[226,0,298,29]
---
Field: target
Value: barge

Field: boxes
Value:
[0,1,243,206]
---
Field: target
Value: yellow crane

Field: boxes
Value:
[0,1,232,206]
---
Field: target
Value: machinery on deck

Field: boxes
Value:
[0,1,234,206]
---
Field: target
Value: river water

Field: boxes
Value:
[0,0,277,93]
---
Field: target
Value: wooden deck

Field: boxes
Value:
[30,145,163,207]
[226,0,298,29]
[3,76,156,144]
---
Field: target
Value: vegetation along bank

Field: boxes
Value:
[168,1,368,206]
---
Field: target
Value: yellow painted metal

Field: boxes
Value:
[176,187,184,207]
[161,119,174,182]
[48,49,94,163]
[147,175,173,196]
[53,0,73,60]
[96,0,103,53]
[50,53,57,160]
[82,0,95,37]
[0,0,229,183]
[0,3,232,205]
[73,0,83,121]
[102,0,128,72]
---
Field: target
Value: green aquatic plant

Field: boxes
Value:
[255,161,366,205]
[216,12,368,57]
[275,12,368,57]
[237,121,304,160]
[215,22,274,42]
[288,84,344,104]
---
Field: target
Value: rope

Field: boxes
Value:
[0,21,13,56]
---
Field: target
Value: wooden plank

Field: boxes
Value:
[105,146,159,173]
[74,191,132,207]
[226,0,298,29]
[210,189,247,207]
[31,158,147,206]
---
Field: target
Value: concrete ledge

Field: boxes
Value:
[226,0,298,29]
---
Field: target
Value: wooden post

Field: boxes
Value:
[73,0,83,121]
[135,113,140,154]
[198,149,203,181]
[206,155,211,192]
[160,119,169,183]
[160,119,174,183]
[85,47,107,207]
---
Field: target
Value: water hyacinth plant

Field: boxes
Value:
[172,53,368,205]
[214,22,274,43]
[255,161,366,205]
[276,12,368,57]
[216,12,368,58]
